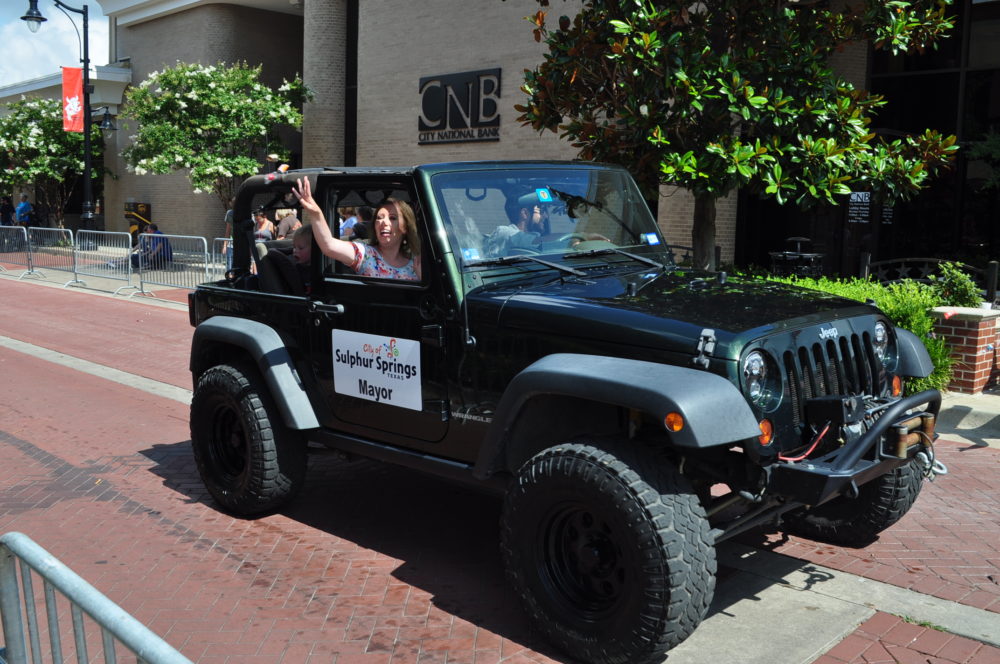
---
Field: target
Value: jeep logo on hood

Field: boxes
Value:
[819,326,839,340]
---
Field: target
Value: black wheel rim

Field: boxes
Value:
[206,397,249,487]
[539,502,626,622]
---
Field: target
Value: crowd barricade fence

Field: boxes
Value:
[0,227,31,276]
[0,228,227,297]
[74,230,138,295]
[210,237,230,281]
[136,233,209,296]
[27,227,82,287]
[0,531,193,664]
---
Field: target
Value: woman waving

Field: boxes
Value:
[292,177,421,281]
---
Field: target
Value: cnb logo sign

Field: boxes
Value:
[418,69,500,145]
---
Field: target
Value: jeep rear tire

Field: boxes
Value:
[783,460,923,546]
[191,362,306,516]
[500,440,716,664]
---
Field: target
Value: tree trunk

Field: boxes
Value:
[692,194,717,271]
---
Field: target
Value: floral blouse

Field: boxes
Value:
[351,242,419,281]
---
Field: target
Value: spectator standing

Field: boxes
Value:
[222,197,235,270]
[15,194,32,226]
[0,196,14,226]
[253,209,274,242]
[275,208,301,240]
[338,206,359,238]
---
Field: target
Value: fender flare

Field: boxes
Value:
[190,316,319,430]
[895,327,934,378]
[474,353,762,477]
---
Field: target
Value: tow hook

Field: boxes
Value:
[916,448,949,481]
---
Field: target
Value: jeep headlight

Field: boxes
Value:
[742,350,781,411]
[872,321,898,370]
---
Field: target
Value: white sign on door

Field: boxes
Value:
[332,330,422,411]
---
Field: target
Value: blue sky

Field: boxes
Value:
[0,2,110,88]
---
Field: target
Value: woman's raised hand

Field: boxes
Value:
[292,177,321,220]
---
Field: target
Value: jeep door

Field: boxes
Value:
[305,177,452,446]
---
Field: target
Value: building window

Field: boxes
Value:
[869,0,1000,263]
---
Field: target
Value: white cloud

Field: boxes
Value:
[0,10,110,87]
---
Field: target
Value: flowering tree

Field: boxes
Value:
[517,0,960,269]
[121,61,310,208]
[0,96,103,227]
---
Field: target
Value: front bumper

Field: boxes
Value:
[767,389,941,506]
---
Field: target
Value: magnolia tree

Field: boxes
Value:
[0,96,103,228]
[122,61,310,209]
[516,0,960,269]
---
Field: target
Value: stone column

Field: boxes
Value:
[303,0,347,167]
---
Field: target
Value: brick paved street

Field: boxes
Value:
[814,612,1000,664]
[742,440,1000,615]
[1,275,998,664]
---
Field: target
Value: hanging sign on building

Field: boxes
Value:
[418,68,501,144]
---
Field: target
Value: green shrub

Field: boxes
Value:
[766,274,952,393]
[877,280,944,339]
[930,262,983,308]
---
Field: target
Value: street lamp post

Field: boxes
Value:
[21,0,96,224]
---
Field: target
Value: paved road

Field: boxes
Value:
[0,274,997,664]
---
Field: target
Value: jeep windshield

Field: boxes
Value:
[427,165,670,273]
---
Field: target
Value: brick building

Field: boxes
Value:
[3,0,997,271]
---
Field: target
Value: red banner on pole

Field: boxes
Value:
[62,67,84,133]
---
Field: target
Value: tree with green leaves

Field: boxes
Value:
[517,0,960,269]
[121,61,310,209]
[0,96,104,228]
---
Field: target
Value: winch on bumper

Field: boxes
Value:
[767,389,944,506]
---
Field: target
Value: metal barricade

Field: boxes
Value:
[135,233,209,295]
[75,230,138,295]
[0,227,31,276]
[210,237,230,281]
[0,531,193,664]
[27,227,82,287]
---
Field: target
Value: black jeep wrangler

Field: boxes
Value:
[188,161,944,664]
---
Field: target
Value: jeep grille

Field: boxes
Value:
[782,333,881,425]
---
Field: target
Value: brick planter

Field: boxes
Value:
[931,306,999,394]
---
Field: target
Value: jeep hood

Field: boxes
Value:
[471,269,876,359]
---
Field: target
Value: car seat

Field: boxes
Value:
[256,244,306,296]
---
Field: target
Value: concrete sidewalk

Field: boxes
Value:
[937,389,1000,449]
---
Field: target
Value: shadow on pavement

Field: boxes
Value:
[138,440,849,662]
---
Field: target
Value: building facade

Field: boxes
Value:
[3,0,996,272]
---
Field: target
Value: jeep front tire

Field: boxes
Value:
[783,460,924,546]
[190,362,306,516]
[500,440,716,664]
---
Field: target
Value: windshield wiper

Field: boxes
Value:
[566,247,666,271]
[468,254,587,277]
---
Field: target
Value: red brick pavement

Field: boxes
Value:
[741,440,1000,615]
[0,295,562,663]
[814,612,1000,664]
[2,276,999,664]
[0,277,192,389]
[0,423,559,664]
